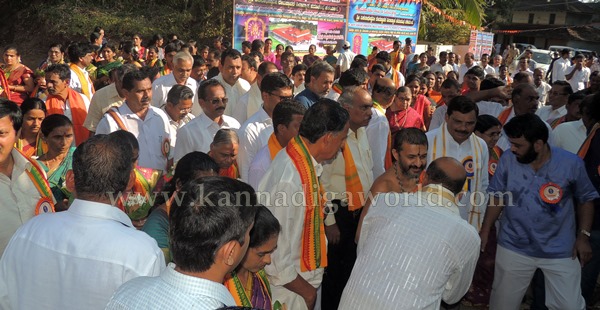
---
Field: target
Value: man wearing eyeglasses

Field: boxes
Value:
[536,80,572,122]
[161,85,195,143]
[151,51,201,116]
[238,72,293,182]
[173,79,240,162]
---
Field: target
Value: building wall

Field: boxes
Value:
[512,11,567,25]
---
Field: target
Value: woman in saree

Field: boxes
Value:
[302,44,321,68]
[37,114,75,211]
[16,98,47,158]
[37,43,65,71]
[225,206,280,309]
[142,151,219,262]
[120,41,143,68]
[95,42,122,89]
[274,44,285,70]
[2,46,35,105]
[405,74,434,129]
[209,128,240,179]
[145,46,162,70]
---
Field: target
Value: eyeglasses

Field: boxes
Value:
[268,92,294,101]
[208,97,228,105]
[483,132,502,138]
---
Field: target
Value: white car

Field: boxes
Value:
[510,48,553,74]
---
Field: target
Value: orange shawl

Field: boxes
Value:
[69,63,95,100]
[578,123,599,159]
[219,164,240,179]
[45,88,89,146]
[267,133,283,160]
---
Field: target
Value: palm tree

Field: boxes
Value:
[419,0,487,40]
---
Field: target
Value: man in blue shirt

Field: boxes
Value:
[294,61,334,109]
[480,114,598,310]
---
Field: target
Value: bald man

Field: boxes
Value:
[342,156,480,309]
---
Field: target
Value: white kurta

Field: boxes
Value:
[339,187,480,309]
[212,74,251,119]
[257,146,325,310]
[69,66,94,100]
[535,81,552,109]
[173,113,240,162]
[366,107,391,179]
[426,124,489,231]
[551,57,571,82]
[536,105,566,123]
[553,119,586,154]
[248,144,273,190]
[150,74,201,116]
[238,108,273,182]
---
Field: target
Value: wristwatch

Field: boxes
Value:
[580,229,591,237]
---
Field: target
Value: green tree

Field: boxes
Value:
[419,0,487,44]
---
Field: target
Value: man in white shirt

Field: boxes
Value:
[550,49,571,82]
[248,100,306,189]
[0,132,165,310]
[479,53,496,76]
[161,85,195,140]
[106,177,258,310]
[67,42,95,101]
[536,80,572,122]
[375,51,405,88]
[512,57,534,79]
[84,64,136,133]
[292,64,308,95]
[151,51,201,116]
[367,77,394,178]
[321,86,374,310]
[258,99,350,310]
[336,40,356,77]
[429,51,454,76]
[553,94,591,153]
[0,100,56,255]
[458,52,477,84]
[427,96,489,231]
[95,70,175,171]
[236,54,260,123]
[492,54,503,74]
[533,68,552,109]
[174,79,240,162]
[238,60,278,124]
[566,54,590,92]
[238,72,293,182]
[339,157,480,309]
[212,49,251,121]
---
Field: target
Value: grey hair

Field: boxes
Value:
[173,51,193,65]
[338,86,362,107]
[212,128,239,146]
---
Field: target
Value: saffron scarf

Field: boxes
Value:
[219,163,239,179]
[0,67,12,99]
[489,145,503,178]
[578,123,599,159]
[432,124,485,230]
[497,107,512,125]
[69,63,94,100]
[550,116,566,129]
[286,136,327,271]
[224,270,272,309]
[342,142,364,211]
[45,88,89,146]
[15,148,56,214]
[267,133,283,160]
[373,102,393,170]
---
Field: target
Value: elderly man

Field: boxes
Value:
[458,52,477,84]
[174,79,240,161]
[367,77,395,178]
[151,51,200,115]
[258,99,350,310]
[340,157,480,309]
[0,132,165,310]
[533,68,552,109]
[536,80,572,122]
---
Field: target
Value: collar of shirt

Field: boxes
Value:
[162,263,236,306]
[119,102,160,121]
[198,112,233,129]
[163,74,196,90]
[421,184,460,216]
[161,106,194,128]
[9,148,32,180]
[254,108,272,125]
[67,199,134,227]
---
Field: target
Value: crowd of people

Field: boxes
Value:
[0,28,599,310]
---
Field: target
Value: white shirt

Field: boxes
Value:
[430,63,453,76]
[494,108,557,151]
[235,82,261,124]
[84,83,123,132]
[512,68,534,78]
[339,187,480,309]
[0,199,165,310]
[567,66,590,92]
[480,64,496,76]
[337,49,356,73]
[552,57,571,82]
[0,149,49,255]
[238,108,273,182]
[212,73,251,119]
[429,100,506,131]
[105,263,235,310]
[536,105,566,123]
[173,113,240,162]
[160,106,194,145]
[426,125,489,230]
[258,145,325,289]
[366,107,391,179]
[248,143,273,190]
[535,81,552,109]
[458,63,476,84]
[385,67,406,87]
[69,66,94,100]
[553,119,586,154]
[95,104,175,170]
[150,74,201,116]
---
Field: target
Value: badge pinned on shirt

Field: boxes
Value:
[462,156,475,177]
[161,137,171,158]
[540,182,563,205]
[488,159,498,176]
[35,197,55,215]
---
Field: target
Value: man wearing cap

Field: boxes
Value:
[336,40,356,78]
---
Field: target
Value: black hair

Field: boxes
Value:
[242,54,258,71]
[338,68,369,88]
[167,85,194,105]
[292,64,308,76]
[0,99,22,132]
[272,99,307,134]
[257,62,277,77]
[480,77,506,91]
[504,113,548,144]
[260,72,293,94]
[40,114,72,137]
[475,115,501,133]
[45,64,71,81]
[67,42,94,63]
[465,66,485,80]
[249,206,281,248]
[122,70,149,91]
[446,96,479,117]
[192,55,206,68]
[370,64,386,73]
[20,98,47,116]
[392,127,427,155]
[220,49,242,65]
[198,79,225,101]
[298,98,350,143]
